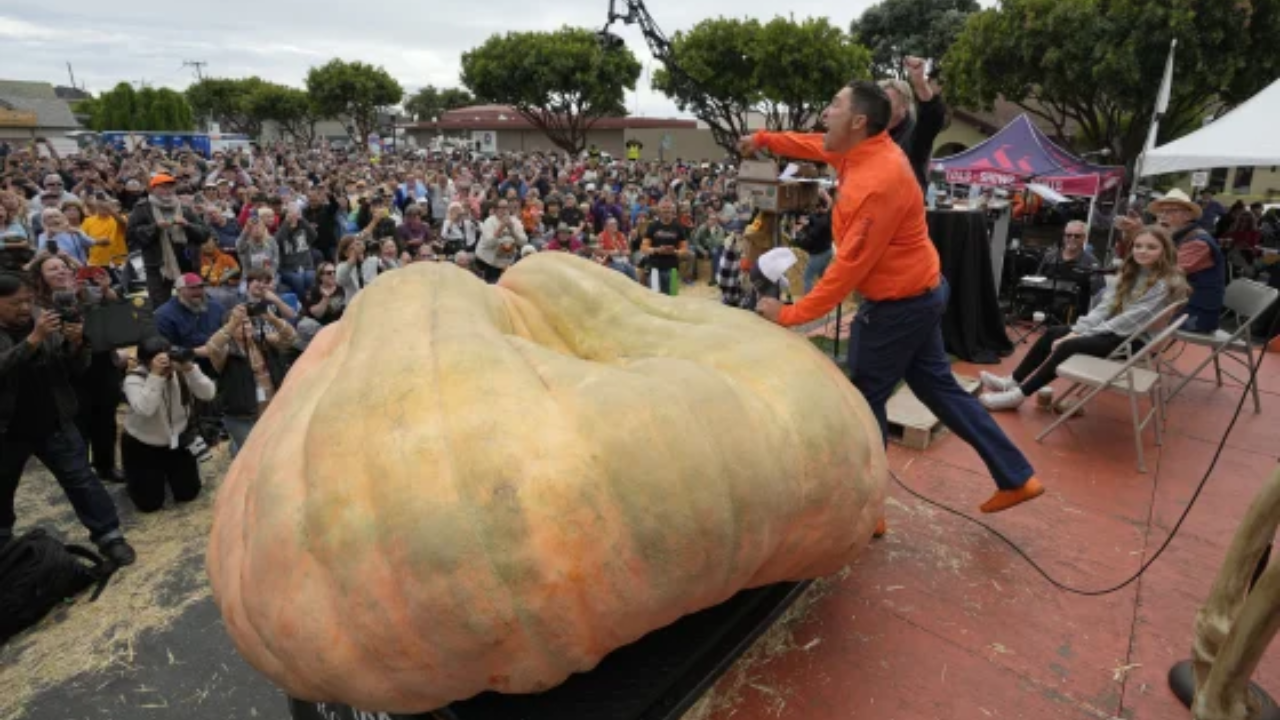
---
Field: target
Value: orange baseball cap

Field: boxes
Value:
[149,173,177,188]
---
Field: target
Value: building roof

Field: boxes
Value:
[54,86,93,101]
[407,105,696,131]
[0,80,80,129]
[951,98,1081,142]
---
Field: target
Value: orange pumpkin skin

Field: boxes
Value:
[207,253,886,713]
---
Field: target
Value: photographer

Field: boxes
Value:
[243,268,297,323]
[31,255,125,483]
[120,336,216,513]
[475,199,528,283]
[206,302,297,457]
[0,271,135,565]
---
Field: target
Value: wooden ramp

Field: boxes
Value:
[886,373,981,450]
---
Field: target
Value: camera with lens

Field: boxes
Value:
[169,346,196,364]
[246,301,271,318]
[179,427,213,463]
[50,290,83,324]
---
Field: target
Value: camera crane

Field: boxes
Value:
[597,0,744,154]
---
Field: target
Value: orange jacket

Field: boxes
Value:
[753,131,941,327]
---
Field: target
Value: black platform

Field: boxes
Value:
[288,581,810,720]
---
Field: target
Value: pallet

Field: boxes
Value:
[887,373,981,450]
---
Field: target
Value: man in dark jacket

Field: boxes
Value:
[127,173,212,308]
[0,271,135,564]
[882,56,947,191]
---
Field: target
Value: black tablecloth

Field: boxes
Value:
[927,210,1013,364]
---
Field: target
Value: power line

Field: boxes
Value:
[182,60,208,82]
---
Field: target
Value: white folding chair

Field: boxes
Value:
[1036,312,1188,473]
[1164,279,1280,413]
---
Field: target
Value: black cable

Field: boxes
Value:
[888,308,1276,597]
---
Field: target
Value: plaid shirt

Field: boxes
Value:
[718,237,745,307]
[1073,275,1171,339]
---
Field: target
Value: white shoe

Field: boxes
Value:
[979,371,1019,392]
[980,387,1026,411]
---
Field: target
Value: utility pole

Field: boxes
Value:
[182,60,208,81]
[66,62,77,90]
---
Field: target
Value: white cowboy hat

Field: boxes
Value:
[1147,188,1203,220]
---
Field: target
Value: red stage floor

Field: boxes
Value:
[696,340,1280,720]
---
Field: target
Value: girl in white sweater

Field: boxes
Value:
[121,336,216,512]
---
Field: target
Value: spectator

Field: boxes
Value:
[335,235,373,298]
[690,214,727,284]
[197,236,241,310]
[475,199,528,282]
[206,302,297,457]
[38,209,102,267]
[304,262,346,326]
[204,207,242,255]
[120,335,216,512]
[545,223,585,254]
[396,205,434,252]
[639,199,689,295]
[440,202,479,256]
[155,273,226,360]
[980,226,1188,411]
[275,205,318,297]
[594,216,636,280]
[236,209,281,283]
[0,271,135,565]
[31,255,125,483]
[1149,189,1226,333]
[81,195,129,269]
[127,173,211,307]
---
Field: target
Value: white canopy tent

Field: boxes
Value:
[1141,77,1280,176]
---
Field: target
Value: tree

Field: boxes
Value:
[186,77,269,136]
[247,83,323,146]
[405,85,475,122]
[461,27,641,154]
[851,0,980,79]
[652,16,871,151]
[305,59,403,144]
[756,17,872,131]
[944,0,1280,169]
[80,83,194,132]
[652,17,761,155]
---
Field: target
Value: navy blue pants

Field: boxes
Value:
[0,424,124,545]
[847,278,1035,491]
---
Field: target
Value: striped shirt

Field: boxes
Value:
[1072,273,1170,338]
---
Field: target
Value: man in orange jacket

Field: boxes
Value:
[743,81,1044,526]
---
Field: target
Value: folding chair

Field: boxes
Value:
[1036,309,1188,473]
[1164,279,1280,413]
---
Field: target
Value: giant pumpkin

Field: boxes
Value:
[207,253,886,713]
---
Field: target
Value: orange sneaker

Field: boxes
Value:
[979,477,1045,514]
[873,517,887,538]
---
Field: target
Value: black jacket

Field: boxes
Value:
[126,200,212,269]
[0,327,89,435]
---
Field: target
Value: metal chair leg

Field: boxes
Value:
[1244,343,1263,413]
[1129,387,1147,473]
[1214,354,1224,386]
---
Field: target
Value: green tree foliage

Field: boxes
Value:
[185,77,269,136]
[405,85,476,122]
[461,27,641,154]
[81,83,194,132]
[246,83,323,146]
[652,16,870,153]
[850,0,980,79]
[757,17,872,131]
[305,59,404,144]
[944,0,1280,168]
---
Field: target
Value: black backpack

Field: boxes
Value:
[0,529,115,644]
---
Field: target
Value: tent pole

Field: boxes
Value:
[1085,191,1098,255]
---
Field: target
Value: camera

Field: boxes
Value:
[169,346,196,364]
[246,301,270,318]
[51,290,82,324]
[180,428,213,463]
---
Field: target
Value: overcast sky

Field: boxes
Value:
[0,0,959,119]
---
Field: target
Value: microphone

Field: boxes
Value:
[1079,148,1112,159]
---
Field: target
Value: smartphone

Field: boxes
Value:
[45,240,58,255]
